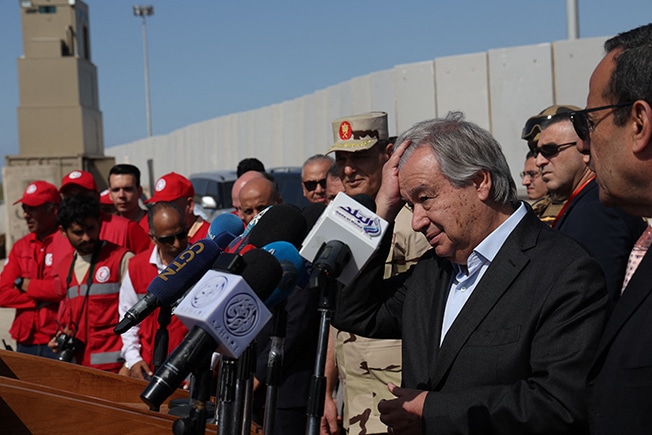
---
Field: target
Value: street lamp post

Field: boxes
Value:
[133,5,154,137]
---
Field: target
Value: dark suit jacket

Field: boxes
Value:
[587,245,652,434]
[251,283,320,433]
[333,209,609,434]
[554,179,646,301]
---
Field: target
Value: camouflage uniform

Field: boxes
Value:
[531,194,565,227]
[335,206,430,434]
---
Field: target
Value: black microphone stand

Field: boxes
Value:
[233,342,257,435]
[305,266,340,435]
[304,241,351,435]
[217,355,238,435]
[172,353,212,435]
[152,305,172,373]
[263,304,287,435]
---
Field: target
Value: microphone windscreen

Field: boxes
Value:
[352,193,377,213]
[261,241,307,307]
[248,204,308,249]
[302,202,326,232]
[240,249,283,302]
[208,213,245,240]
[146,238,221,305]
[212,231,237,251]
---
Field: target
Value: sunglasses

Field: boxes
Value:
[303,178,327,192]
[533,142,577,158]
[153,229,188,244]
[520,170,540,180]
[569,102,634,140]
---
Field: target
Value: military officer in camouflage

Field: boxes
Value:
[322,112,430,435]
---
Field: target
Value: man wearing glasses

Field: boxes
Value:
[574,23,652,435]
[533,104,645,301]
[520,150,560,226]
[521,105,575,226]
[118,201,189,379]
[301,154,333,204]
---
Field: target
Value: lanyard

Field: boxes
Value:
[551,176,595,228]
[65,242,101,336]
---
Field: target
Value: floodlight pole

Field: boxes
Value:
[133,5,154,137]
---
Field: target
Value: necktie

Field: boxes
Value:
[621,225,652,293]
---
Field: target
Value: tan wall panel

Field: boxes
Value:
[394,61,436,133]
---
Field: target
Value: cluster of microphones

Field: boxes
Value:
[112,192,389,432]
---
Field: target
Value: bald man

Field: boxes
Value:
[239,177,281,225]
[231,170,266,222]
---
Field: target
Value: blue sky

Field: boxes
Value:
[1,1,651,162]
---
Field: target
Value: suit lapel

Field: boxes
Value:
[592,249,652,367]
[427,260,452,379]
[430,212,537,388]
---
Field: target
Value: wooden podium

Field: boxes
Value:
[0,350,262,434]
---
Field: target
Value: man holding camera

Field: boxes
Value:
[49,195,133,372]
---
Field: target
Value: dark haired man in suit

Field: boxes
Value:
[574,23,652,435]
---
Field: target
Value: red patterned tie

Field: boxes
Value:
[622,225,652,293]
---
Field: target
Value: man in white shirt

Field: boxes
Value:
[118,202,189,379]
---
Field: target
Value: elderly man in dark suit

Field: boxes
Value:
[333,112,609,434]
[573,23,652,435]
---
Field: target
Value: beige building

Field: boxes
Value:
[4,0,114,249]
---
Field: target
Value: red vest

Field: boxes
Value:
[189,219,210,244]
[57,242,127,373]
[128,250,189,370]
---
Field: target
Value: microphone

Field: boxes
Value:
[248,203,308,249]
[173,249,282,357]
[302,202,327,232]
[260,241,308,308]
[113,235,235,335]
[225,203,308,255]
[300,192,389,286]
[308,240,352,288]
[208,213,245,241]
[141,249,283,409]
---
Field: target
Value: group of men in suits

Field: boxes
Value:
[332,22,652,435]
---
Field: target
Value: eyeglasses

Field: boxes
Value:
[533,142,577,158]
[569,102,634,140]
[153,229,188,244]
[303,178,327,192]
[520,170,540,180]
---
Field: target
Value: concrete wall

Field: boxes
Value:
[106,36,607,197]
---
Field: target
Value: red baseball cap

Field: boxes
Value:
[145,172,194,204]
[60,170,98,193]
[13,181,61,207]
[99,188,113,205]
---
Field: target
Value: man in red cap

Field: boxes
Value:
[0,181,63,359]
[145,172,210,243]
[53,170,150,260]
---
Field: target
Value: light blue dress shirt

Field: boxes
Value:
[440,202,527,345]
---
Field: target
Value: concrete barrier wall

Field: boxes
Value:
[106,36,607,197]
